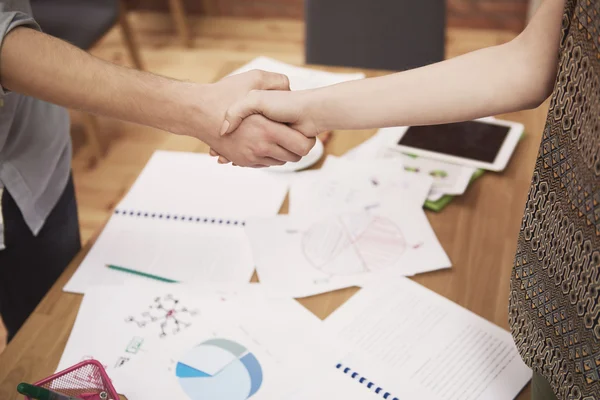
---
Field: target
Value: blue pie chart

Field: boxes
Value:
[175,338,263,400]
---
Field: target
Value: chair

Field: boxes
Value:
[30,0,144,162]
[305,0,446,71]
[168,0,192,47]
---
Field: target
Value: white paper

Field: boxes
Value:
[64,151,289,294]
[342,131,389,161]
[289,156,433,217]
[71,216,254,285]
[117,151,289,220]
[118,321,378,400]
[377,146,476,198]
[246,190,451,298]
[324,278,532,400]
[56,281,274,376]
[62,282,375,400]
[110,306,340,400]
[228,56,365,91]
[342,129,477,200]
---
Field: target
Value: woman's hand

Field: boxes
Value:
[211,89,322,164]
[196,72,316,167]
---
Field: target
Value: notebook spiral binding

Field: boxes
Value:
[114,209,246,226]
[336,363,399,400]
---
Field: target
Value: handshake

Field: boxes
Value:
[197,69,323,168]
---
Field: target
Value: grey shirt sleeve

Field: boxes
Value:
[0,4,41,96]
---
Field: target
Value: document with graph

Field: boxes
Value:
[64,151,289,294]
[289,156,434,217]
[245,189,451,298]
[113,317,376,400]
[324,278,532,400]
[85,284,376,400]
[57,281,278,376]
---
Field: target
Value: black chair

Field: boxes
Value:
[305,0,446,71]
[31,0,143,68]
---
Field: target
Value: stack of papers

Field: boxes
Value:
[245,156,451,297]
[323,277,532,399]
[59,282,374,400]
[343,128,477,203]
[59,280,530,400]
[54,57,532,400]
[65,56,368,295]
[57,281,272,374]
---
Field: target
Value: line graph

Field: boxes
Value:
[301,213,406,276]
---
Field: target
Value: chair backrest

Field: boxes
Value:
[305,0,446,71]
[30,0,119,50]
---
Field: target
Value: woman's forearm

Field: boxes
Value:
[307,0,564,132]
[309,40,552,131]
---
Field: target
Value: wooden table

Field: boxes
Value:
[0,68,547,399]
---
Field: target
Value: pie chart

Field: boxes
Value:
[175,338,263,400]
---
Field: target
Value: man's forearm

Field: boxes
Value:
[1,26,316,167]
[306,0,563,132]
[0,27,212,139]
[308,40,552,132]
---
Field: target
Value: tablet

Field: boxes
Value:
[387,119,524,171]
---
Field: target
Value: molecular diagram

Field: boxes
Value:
[125,294,199,338]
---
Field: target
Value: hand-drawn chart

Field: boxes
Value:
[301,213,406,276]
[125,294,199,338]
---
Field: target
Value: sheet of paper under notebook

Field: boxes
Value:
[323,277,531,400]
[68,283,375,400]
[245,188,451,298]
[228,56,366,91]
[57,281,275,376]
[63,151,289,294]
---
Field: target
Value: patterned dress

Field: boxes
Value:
[509,1,600,399]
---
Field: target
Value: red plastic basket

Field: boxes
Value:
[26,360,120,400]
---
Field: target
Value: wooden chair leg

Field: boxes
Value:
[118,0,144,70]
[168,0,193,47]
[81,113,105,162]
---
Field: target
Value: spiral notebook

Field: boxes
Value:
[63,151,289,294]
[325,278,532,400]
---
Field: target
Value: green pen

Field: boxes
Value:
[107,264,178,283]
[17,383,83,400]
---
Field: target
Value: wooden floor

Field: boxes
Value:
[0,12,547,392]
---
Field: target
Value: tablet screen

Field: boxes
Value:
[397,121,511,163]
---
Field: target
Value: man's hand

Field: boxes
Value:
[195,72,316,167]
[210,90,322,164]
[210,114,314,167]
